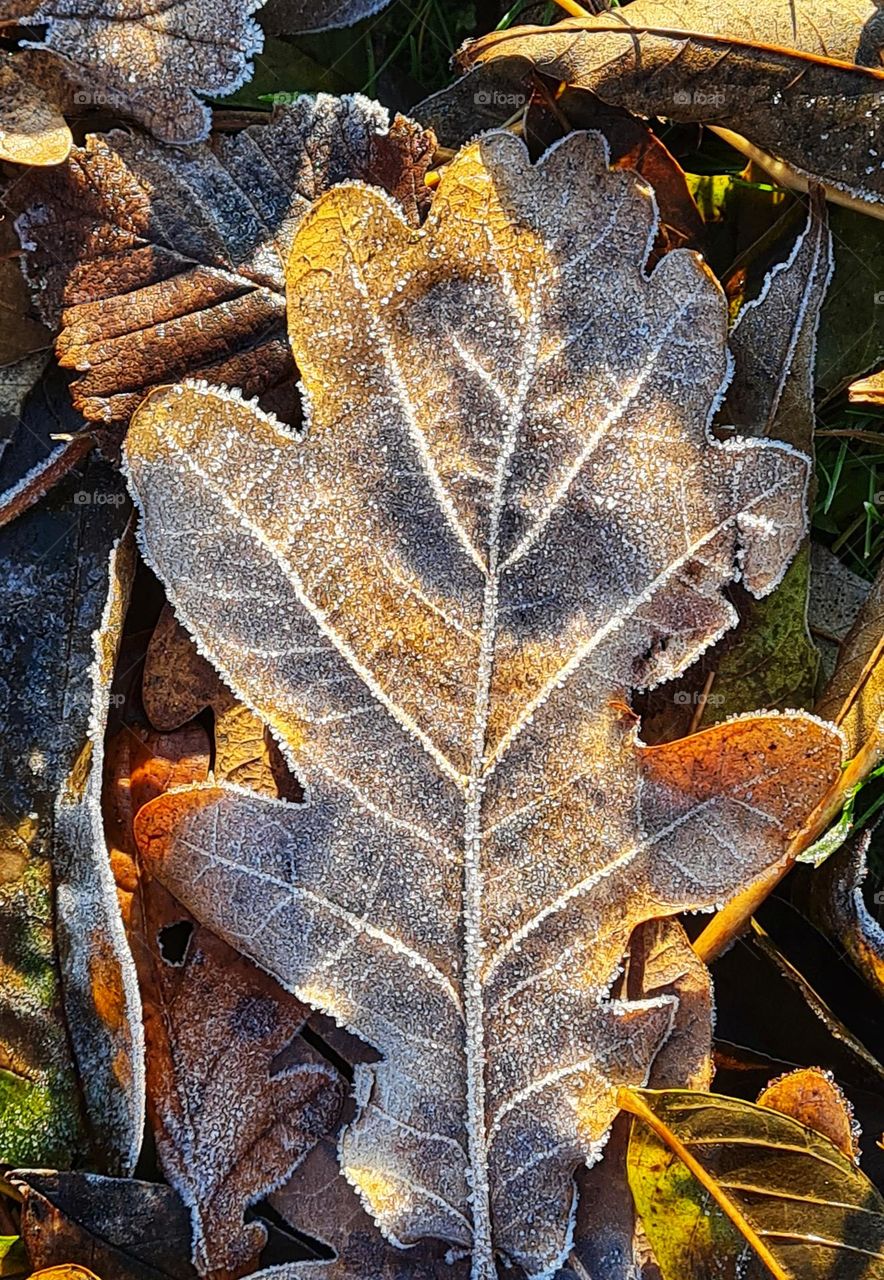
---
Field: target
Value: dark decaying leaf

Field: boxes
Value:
[256,0,392,35]
[809,544,870,682]
[0,445,139,1171]
[7,95,434,434]
[0,0,263,144]
[125,131,844,1276]
[105,723,342,1278]
[461,0,884,208]
[12,1171,196,1280]
[801,830,884,1004]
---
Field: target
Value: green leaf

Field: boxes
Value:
[623,1087,884,1280]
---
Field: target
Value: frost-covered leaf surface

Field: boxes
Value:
[0,50,71,166]
[125,132,844,1279]
[8,95,434,431]
[462,0,884,207]
[0,445,136,1170]
[817,560,884,753]
[16,0,263,143]
[257,0,392,34]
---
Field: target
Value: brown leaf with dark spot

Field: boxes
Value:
[7,95,435,435]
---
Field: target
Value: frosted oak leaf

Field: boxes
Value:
[125,132,844,1280]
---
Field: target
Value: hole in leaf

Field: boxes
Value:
[157,920,194,966]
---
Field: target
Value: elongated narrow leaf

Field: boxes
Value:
[461,0,884,208]
[125,132,843,1279]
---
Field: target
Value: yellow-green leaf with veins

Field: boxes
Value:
[624,1086,884,1280]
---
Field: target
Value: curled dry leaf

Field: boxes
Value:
[816,559,884,754]
[803,831,884,1000]
[0,457,138,1170]
[0,50,71,167]
[756,1066,860,1159]
[0,0,263,144]
[8,96,434,434]
[623,1087,884,1280]
[124,132,844,1278]
[461,0,884,208]
[51,526,145,1174]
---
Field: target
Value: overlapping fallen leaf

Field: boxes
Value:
[624,1085,884,1279]
[0,454,138,1170]
[461,0,884,209]
[123,130,845,1277]
[6,96,434,434]
[0,0,263,144]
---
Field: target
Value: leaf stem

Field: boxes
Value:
[708,127,884,222]
[550,0,592,15]
[692,721,884,963]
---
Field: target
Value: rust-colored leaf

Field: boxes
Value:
[757,1067,860,1159]
[107,717,341,1277]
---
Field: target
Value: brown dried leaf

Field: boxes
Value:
[816,558,884,753]
[8,96,435,432]
[13,0,262,144]
[13,1170,196,1280]
[756,1067,860,1159]
[141,604,295,797]
[462,0,884,209]
[103,723,342,1278]
[124,133,844,1276]
[0,51,71,166]
[270,1139,464,1280]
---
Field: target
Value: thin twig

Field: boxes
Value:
[709,126,884,222]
